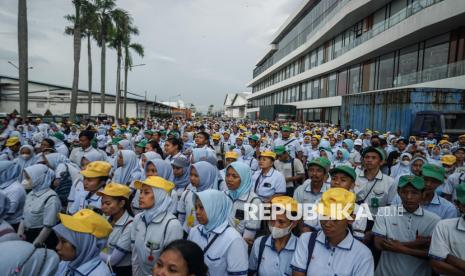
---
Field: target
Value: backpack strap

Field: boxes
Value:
[290,158,296,185]
[256,235,269,274]
[305,231,318,272]
[161,217,176,248]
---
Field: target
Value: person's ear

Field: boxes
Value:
[347,213,356,225]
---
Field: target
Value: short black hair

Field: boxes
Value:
[162,240,208,276]
[79,130,95,140]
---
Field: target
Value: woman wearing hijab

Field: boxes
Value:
[389,152,413,178]
[0,192,18,242]
[0,161,25,230]
[238,145,259,172]
[17,164,61,248]
[225,162,261,245]
[117,139,133,151]
[131,176,183,276]
[171,156,191,201]
[177,161,218,234]
[140,151,162,170]
[187,190,248,276]
[190,148,218,167]
[0,240,60,276]
[182,132,195,152]
[53,209,113,276]
[16,145,39,182]
[113,150,143,186]
[132,159,176,214]
[332,148,352,168]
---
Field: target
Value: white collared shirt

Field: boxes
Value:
[105,211,133,267]
[226,189,262,238]
[251,168,286,202]
[429,216,465,261]
[23,189,61,229]
[354,169,396,216]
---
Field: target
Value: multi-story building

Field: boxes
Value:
[246,0,465,124]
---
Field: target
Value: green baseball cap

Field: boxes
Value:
[281,126,291,132]
[274,146,286,155]
[111,137,123,145]
[307,157,331,172]
[53,132,65,141]
[144,129,154,135]
[398,175,425,190]
[422,164,445,183]
[330,165,356,181]
[456,182,465,204]
[362,147,385,161]
[248,134,260,142]
[158,130,167,135]
[136,140,147,148]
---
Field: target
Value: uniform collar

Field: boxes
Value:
[142,210,168,224]
[261,168,275,177]
[317,230,354,250]
[266,234,297,252]
[304,181,330,194]
[69,257,102,275]
[359,169,383,180]
[31,188,50,197]
[399,206,424,216]
[428,193,441,206]
[113,211,131,227]
[457,217,465,232]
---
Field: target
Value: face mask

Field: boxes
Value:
[371,142,380,148]
[21,154,31,160]
[269,224,292,239]
[401,160,410,166]
[22,179,33,190]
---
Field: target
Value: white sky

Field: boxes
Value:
[0,0,303,111]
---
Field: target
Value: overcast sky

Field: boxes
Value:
[0,0,302,112]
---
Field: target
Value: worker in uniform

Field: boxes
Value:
[67,161,112,215]
[131,176,183,276]
[53,209,113,276]
[373,175,440,276]
[188,189,249,276]
[0,160,25,230]
[224,161,261,246]
[18,164,61,248]
[273,126,303,159]
[429,182,465,275]
[98,183,134,275]
[291,188,374,275]
[249,196,299,276]
[251,151,286,202]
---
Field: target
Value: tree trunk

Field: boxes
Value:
[115,46,122,121]
[70,0,81,122]
[18,0,28,119]
[100,18,106,114]
[87,34,92,115]
[123,61,128,121]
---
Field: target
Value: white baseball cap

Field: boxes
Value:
[354,139,363,146]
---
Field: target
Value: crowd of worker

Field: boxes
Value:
[0,113,464,276]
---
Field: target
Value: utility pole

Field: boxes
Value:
[144,90,147,119]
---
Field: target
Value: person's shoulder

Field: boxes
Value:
[351,237,372,256]
[423,208,441,222]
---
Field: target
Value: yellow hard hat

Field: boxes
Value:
[260,150,277,160]
[134,176,175,193]
[5,137,20,147]
[317,188,356,220]
[97,183,131,199]
[441,155,457,166]
[81,161,112,178]
[58,209,112,239]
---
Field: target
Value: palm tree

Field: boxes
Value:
[70,0,83,122]
[66,1,98,116]
[123,41,144,120]
[94,0,116,114]
[18,0,28,119]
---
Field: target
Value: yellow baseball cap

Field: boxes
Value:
[58,209,112,239]
[459,134,465,139]
[134,176,175,193]
[260,150,277,160]
[318,188,356,220]
[271,196,298,213]
[97,182,131,199]
[211,133,221,140]
[81,161,112,178]
[5,137,20,147]
[441,155,457,166]
[236,136,244,141]
[439,140,450,145]
[225,151,238,160]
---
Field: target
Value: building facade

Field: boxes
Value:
[247,0,465,124]
[224,92,251,118]
[0,75,173,118]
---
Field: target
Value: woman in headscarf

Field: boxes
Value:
[0,240,60,276]
[67,150,105,211]
[342,138,361,167]
[389,152,413,178]
[187,190,248,276]
[177,161,218,234]
[131,176,183,276]
[0,161,25,230]
[16,145,39,182]
[238,145,259,172]
[132,159,176,214]
[117,139,133,151]
[190,148,218,166]
[182,132,195,152]
[225,162,261,245]
[113,150,143,186]
[171,155,191,201]
[0,192,18,242]
[98,183,134,275]
[140,151,162,170]
[332,148,352,168]
[53,209,113,276]
[17,164,61,248]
